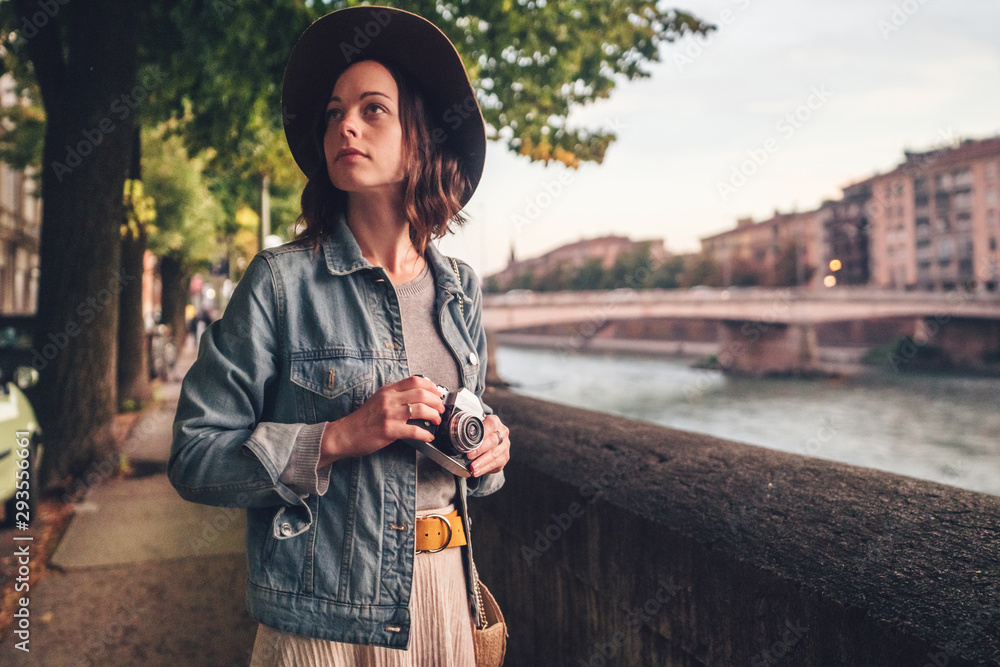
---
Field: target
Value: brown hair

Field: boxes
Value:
[294,59,473,256]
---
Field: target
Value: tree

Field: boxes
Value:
[2,0,142,487]
[650,255,685,289]
[603,242,653,289]
[118,174,157,409]
[142,121,225,353]
[571,257,606,291]
[535,260,573,291]
[508,269,536,291]
[729,255,765,287]
[682,254,721,288]
[772,240,814,287]
[1,0,711,486]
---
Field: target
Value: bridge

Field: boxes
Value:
[483,288,1000,375]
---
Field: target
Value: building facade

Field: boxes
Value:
[700,209,821,288]
[702,135,1000,292]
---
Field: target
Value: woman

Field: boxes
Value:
[169,7,509,665]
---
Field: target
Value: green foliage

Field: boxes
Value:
[509,268,536,290]
[772,241,815,287]
[2,0,711,232]
[495,249,706,293]
[861,335,946,369]
[142,122,224,270]
[571,257,605,291]
[141,0,712,175]
[0,11,45,173]
[412,0,714,166]
[650,255,684,288]
[602,242,652,289]
[728,256,764,287]
[681,254,720,288]
[535,259,574,291]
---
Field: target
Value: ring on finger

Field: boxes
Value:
[407,404,412,418]
[494,428,504,445]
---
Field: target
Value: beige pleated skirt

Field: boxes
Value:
[249,504,476,667]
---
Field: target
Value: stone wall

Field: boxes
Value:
[468,388,1000,666]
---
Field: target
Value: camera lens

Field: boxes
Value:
[448,413,484,453]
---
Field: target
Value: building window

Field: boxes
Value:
[991,237,997,252]
[953,189,973,210]
[956,211,972,231]
[959,237,974,259]
[954,168,973,188]
[988,162,998,181]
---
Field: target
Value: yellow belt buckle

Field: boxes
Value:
[417,513,454,554]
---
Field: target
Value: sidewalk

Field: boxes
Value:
[6,348,258,666]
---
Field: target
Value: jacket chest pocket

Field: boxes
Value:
[290,353,375,424]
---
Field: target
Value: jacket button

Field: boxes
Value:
[468,352,479,365]
[280,522,293,536]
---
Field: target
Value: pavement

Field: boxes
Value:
[4,347,259,667]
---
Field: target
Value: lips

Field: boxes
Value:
[336,148,366,161]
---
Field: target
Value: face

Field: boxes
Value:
[323,60,406,198]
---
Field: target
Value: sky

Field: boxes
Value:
[436,0,1000,278]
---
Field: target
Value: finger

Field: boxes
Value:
[482,415,503,431]
[401,375,443,394]
[404,401,442,425]
[468,422,507,460]
[471,443,508,476]
[396,387,445,413]
[466,440,493,461]
[394,422,437,443]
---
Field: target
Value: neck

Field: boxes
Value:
[345,190,424,282]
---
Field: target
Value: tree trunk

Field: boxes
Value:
[159,254,190,354]
[21,0,142,489]
[118,214,151,408]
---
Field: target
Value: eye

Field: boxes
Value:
[325,107,343,122]
[365,103,387,116]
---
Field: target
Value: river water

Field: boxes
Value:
[495,345,1000,497]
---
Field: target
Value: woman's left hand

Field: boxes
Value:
[466,414,510,477]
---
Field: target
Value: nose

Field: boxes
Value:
[339,108,359,139]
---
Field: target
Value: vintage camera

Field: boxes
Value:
[401,378,486,477]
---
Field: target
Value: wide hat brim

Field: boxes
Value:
[282,6,486,207]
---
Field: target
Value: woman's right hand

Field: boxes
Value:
[318,375,445,467]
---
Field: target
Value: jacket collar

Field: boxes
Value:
[320,213,464,298]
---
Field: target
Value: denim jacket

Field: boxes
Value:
[169,217,503,649]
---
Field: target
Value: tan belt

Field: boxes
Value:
[415,509,467,553]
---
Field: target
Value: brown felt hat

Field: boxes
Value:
[282,6,487,206]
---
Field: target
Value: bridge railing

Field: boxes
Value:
[485,286,1000,307]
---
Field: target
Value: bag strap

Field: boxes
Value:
[449,258,488,627]
[448,256,465,317]
[456,475,489,629]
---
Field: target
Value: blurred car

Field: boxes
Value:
[0,315,43,527]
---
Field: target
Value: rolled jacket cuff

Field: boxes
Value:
[279,421,333,497]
